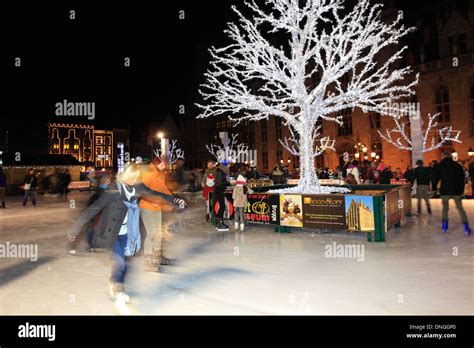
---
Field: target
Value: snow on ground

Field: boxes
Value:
[0,191,472,315]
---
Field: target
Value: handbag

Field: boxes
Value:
[24,183,31,191]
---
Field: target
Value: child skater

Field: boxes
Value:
[202,173,215,222]
[232,175,253,231]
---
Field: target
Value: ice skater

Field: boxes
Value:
[212,162,230,231]
[232,175,253,231]
[433,151,471,235]
[22,168,38,206]
[139,157,176,272]
[413,159,432,215]
[67,164,186,314]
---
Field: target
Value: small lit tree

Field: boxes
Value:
[378,112,461,154]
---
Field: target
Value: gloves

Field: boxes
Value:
[67,233,76,242]
[173,197,187,209]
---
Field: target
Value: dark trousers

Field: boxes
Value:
[22,190,36,206]
[441,195,469,224]
[111,234,128,284]
[213,189,226,219]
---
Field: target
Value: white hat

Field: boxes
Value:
[236,175,246,186]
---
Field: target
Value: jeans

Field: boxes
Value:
[234,207,245,223]
[417,185,431,211]
[141,210,163,256]
[87,227,94,249]
[22,190,36,206]
[441,195,469,224]
[111,234,128,284]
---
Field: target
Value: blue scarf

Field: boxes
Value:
[122,200,141,256]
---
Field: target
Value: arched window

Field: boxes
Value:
[435,87,450,123]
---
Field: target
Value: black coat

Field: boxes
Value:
[380,169,393,184]
[70,182,175,250]
[413,166,431,186]
[433,157,465,196]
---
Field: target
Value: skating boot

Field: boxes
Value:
[463,223,472,236]
[113,293,133,315]
[427,206,432,215]
[159,255,171,266]
[417,206,421,214]
[216,220,229,232]
[144,255,160,272]
[1,201,5,208]
[108,281,130,304]
[442,220,448,233]
[240,222,245,232]
[234,222,239,230]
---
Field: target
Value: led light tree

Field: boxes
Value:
[197,0,418,193]
[378,112,462,156]
[153,140,185,165]
[206,132,248,164]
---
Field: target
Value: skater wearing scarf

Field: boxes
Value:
[67,164,186,314]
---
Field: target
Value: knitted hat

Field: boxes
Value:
[236,174,246,186]
[206,173,215,187]
[377,163,385,171]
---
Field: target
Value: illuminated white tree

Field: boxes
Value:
[280,124,335,158]
[154,140,185,164]
[197,0,418,193]
[206,133,248,164]
[378,113,462,153]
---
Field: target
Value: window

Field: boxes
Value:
[261,120,268,143]
[371,140,383,159]
[435,87,450,123]
[448,33,467,55]
[275,117,282,140]
[369,112,381,129]
[337,109,353,136]
[262,149,268,170]
[471,84,474,135]
[276,147,283,163]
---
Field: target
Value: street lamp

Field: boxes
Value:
[354,153,360,159]
[157,132,164,139]
[468,147,474,157]
[370,152,376,158]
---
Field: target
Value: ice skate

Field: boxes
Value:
[108,281,130,304]
[234,222,239,230]
[240,222,245,231]
[113,293,133,315]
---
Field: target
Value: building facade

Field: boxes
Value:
[250,1,474,173]
[47,123,129,169]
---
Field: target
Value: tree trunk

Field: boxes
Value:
[296,130,322,194]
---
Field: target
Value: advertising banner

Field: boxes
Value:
[385,189,401,230]
[302,195,346,230]
[280,194,304,227]
[208,192,280,225]
[245,193,280,225]
[344,195,376,232]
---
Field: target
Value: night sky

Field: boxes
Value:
[1,1,236,129]
[1,0,441,151]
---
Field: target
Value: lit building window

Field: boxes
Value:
[337,109,353,136]
[435,87,450,123]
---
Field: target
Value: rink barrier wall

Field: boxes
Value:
[208,184,412,242]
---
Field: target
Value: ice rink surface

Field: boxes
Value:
[0,192,472,315]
